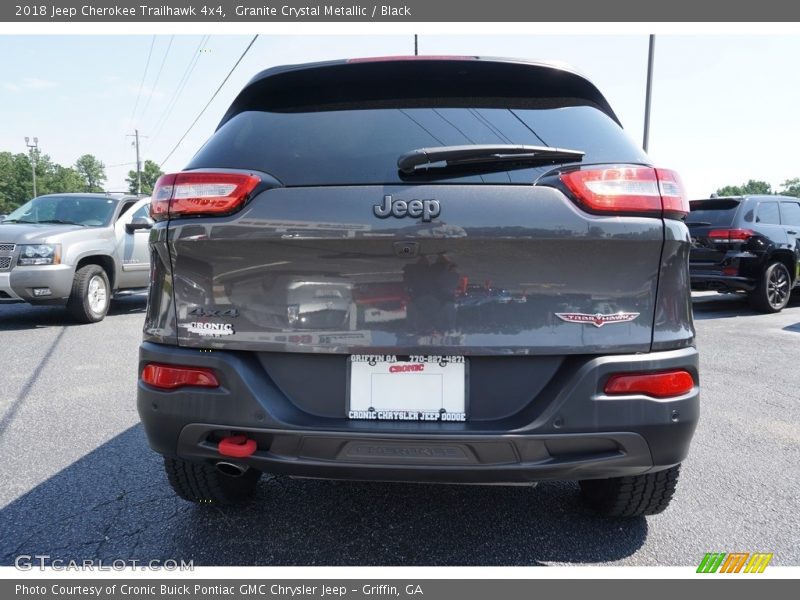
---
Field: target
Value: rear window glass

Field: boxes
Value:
[187,106,647,186]
[687,199,741,227]
[756,201,780,225]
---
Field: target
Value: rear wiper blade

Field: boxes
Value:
[397,144,585,174]
[685,221,712,226]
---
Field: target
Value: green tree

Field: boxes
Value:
[779,178,800,198]
[46,165,87,194]
[715,179,773,196]
[74,154,107,192]
[0,151,34,212]
[0,149,102,213]
[126,159,164,195]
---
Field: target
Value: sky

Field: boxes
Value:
[1,34,799,198]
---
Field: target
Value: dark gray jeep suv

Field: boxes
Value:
[137,57,699,517]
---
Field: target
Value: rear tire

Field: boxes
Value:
[164,457,261,505]
[748,261,792,313]
[579,464,681,517]
[67,264,110,323]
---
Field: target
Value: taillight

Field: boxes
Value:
[604,370,694,399]
[141,363,219,390]
[560,166,688,218]
[655,168,689,216]
[707,228,755,242]
[150,172,260,221]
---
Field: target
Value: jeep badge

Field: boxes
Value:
[374,195,440,222]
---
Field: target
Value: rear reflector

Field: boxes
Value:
[708,228,755,241]
[141,363,219,390]
[560,167,688,218]
[604,370,694,399]
[150,172,260,221]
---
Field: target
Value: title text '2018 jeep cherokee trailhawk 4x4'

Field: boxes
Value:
[137,57,699,517]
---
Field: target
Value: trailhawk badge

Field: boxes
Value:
[555,312,640,328]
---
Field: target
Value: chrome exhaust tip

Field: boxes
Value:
[215,461,247,477]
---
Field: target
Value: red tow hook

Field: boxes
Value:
[218,434,257,458]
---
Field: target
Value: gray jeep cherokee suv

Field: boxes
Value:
[1,193,151,322]
[137,57,699,517]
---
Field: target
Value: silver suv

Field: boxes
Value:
[0,193,151,322]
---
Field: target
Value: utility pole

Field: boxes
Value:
[642,34,655,152]
[24,136,39,198]
[127,129,147,195]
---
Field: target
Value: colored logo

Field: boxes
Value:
[555,311,640,328]
[696,552,773,573]
[389,363,425,373]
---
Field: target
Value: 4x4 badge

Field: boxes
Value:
[555,312,640,328]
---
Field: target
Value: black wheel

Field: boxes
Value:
[748,261,792,313]
[579,464,681,517]
[164,457,261,505]
[67,264,110,323]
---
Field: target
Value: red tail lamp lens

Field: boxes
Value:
[560,166,688,218]
[655,168,689,216]
[708,229,755,241]
[150,172,260,221]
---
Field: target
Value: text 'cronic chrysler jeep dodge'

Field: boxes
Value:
[137,57,699,517]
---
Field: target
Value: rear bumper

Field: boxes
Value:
[175,427,664,483]
[690,272,755,292]
[137,342,699,484]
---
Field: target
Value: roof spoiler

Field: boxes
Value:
[217,56,621,129]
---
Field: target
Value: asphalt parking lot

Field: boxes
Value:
[0,292,798,566]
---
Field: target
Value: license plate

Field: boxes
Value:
[348,355,466,422]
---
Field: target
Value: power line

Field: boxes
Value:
[159,34,259,168]
[139,35,174,122]
[129,35,156,127]
[151,35,207,135]
[150,35,209,142]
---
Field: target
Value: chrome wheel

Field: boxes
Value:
[87,274,108,314]
[767,264,790,310]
